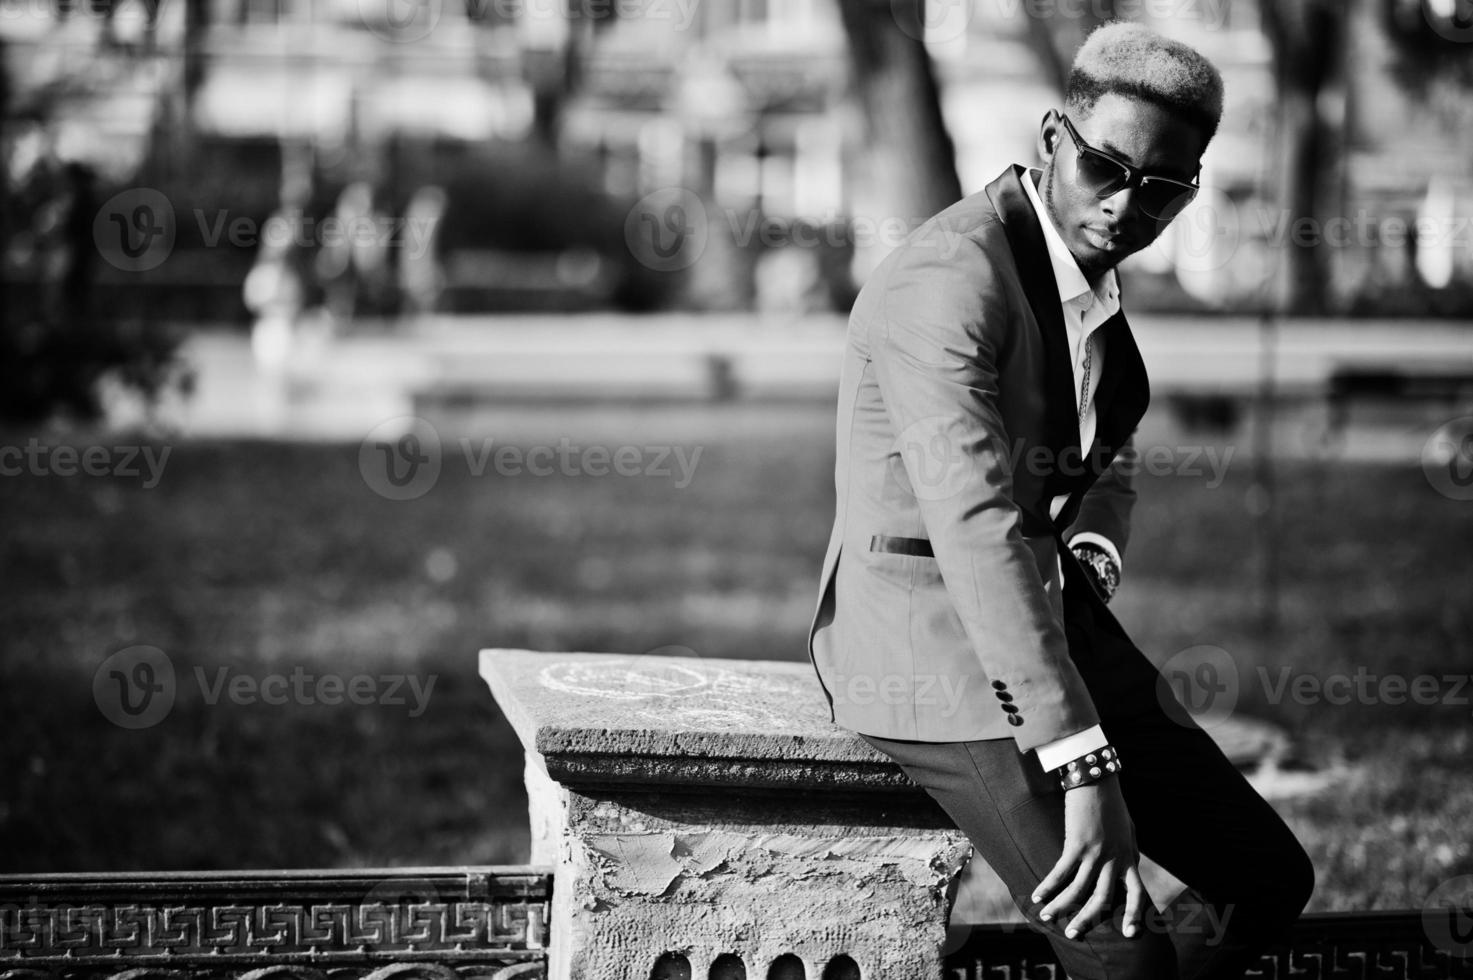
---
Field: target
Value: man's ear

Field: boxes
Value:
[1038,110,1061,164]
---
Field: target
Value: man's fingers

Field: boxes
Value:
[1121,864,1147,938]
[1064,861,1116,939]
[1039,856,1097,924]
[1029,847,1081,910]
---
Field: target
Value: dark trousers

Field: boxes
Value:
[858,705,1315,980]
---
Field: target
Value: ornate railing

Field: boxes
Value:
[4,870,1470,980]
[944,913,1473,979]
[0,868,551,980]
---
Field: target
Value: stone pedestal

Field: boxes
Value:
[480,649,974,980]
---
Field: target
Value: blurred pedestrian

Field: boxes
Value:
[397,184,447,326]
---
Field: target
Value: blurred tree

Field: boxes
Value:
[1022,0,1115,92]
[179,0,208,152]
[1258,0,1349,315]
[1,78,191,423]
[521,2,619,149]
[1376,0,1473,309]
[0,37,7,351]
[835,0,962,226]
[1379,0,1473,143]
[0,155,190,423]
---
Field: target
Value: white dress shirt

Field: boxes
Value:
[1020,166,1121,773]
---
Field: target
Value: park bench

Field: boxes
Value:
[1326,362,1473,434]
[4,649,1471,980]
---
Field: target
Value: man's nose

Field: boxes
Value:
[1100,184,1137,218]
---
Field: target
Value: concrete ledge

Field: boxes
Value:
[479,649,932,793]
[481,648,973,980]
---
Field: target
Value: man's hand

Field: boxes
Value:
[1030,778,1146,940]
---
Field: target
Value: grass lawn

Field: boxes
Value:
[1,404,1470,915]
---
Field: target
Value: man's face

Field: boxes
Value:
[1037,92,1207,280]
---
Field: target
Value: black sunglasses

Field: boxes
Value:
[1058,113,1200,222]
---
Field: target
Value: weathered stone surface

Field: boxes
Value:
[479,649,930,791]
[484,649,975,980]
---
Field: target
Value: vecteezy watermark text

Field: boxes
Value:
[823,670,971,718]
[359,417,703,500]
[1256,666,1472,712]
[1157,644,1473,730]
[195,665,436,717]
[93,646,437,729]
[194,210,437,257]
[1255,209,1473,250]
[93,189,440,273]
[893,0,1230,45]
[463,0,698,27]
[889,419,1236,503]
[0,439,170,488]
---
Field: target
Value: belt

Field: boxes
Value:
[869,534,934,557]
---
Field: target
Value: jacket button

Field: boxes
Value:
[991,680,1008,690]
[1001,703,1019,714]
[995,691,1014,703]
[1007,715,1024,727]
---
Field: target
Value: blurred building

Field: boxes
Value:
[2,0,1469,316]
[189,0,534,150]
[559,2,848,218]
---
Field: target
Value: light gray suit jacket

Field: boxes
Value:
[806,164,1163,752]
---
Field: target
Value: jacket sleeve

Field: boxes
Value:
[1068,431,1139,559]
[869,231,1101,753]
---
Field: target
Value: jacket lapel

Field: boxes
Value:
[984,164,1152,531]
[985,165,1079,460]
[1044,309,1151,534]
[1089,306,1150,462]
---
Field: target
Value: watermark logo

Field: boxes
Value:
[1422,416,1473,501]
[93,647,438,729]
[1157,644,1240,729]
[359,417,705,499]
[1156,186,1241,275]
[93,645,177,730]
[94,188,175,273]
[894,0,975,43]
[359,0,442,43]
[362,876,446,936]
[360,416,444,501]
[625,187,709,272]
[891,417,972,502]
[1423,0,1473,43]
[1423,875,1473,957]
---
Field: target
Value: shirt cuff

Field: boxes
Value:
[1035,724,1109,773]
[1068,532,1122,574]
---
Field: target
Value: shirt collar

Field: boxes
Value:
[1020,166,1119,319]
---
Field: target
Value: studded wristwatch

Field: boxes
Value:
[1071,542,1121,603]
